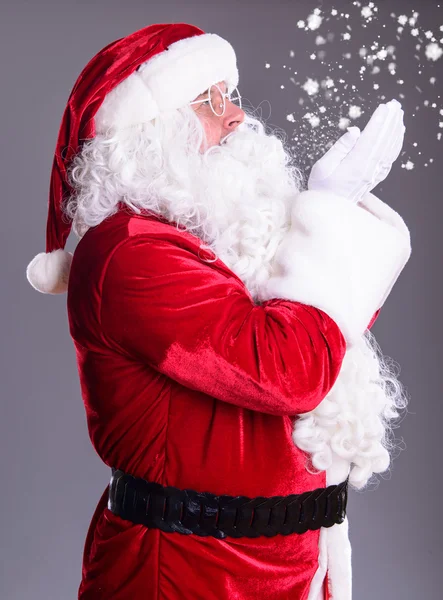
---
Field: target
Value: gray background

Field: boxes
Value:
[1,0,441,598]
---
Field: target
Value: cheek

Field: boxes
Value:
[201,116,221,143]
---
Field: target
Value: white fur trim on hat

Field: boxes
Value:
[95,33,239,133]
[259,190,411,347]
[26,249,73,294]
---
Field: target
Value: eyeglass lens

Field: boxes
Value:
[209,84,242,116]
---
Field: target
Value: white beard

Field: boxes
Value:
[155,122,300,302]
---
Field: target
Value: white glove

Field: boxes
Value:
[308,99,405,203]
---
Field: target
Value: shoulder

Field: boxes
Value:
[69,206,238,292]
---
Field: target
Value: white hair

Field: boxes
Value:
[64,102,408,491]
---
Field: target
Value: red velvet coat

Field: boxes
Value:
[68,203,379,599]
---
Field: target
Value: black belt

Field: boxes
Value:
[108,468,348,539]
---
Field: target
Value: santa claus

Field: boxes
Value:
[26,23,411,600]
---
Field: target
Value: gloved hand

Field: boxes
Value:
[308,99,405,204]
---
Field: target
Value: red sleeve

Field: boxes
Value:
[100,235,348,416]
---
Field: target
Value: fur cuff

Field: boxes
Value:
[260,190,411,346]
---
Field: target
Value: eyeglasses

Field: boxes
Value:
[189,83,242,117]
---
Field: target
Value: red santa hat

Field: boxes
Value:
[26,23,239,294]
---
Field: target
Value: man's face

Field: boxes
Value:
[190,80,245,150]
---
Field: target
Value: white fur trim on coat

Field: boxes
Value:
[95,33,239,133]
[308,458,353,600]
[259,190,411,347]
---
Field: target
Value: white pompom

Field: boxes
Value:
[26,249,73,294]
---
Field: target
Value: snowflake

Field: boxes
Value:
[339,117,351,130]
[307,12,323,30]
[425,30,434,39]
[361,6,373,19]
[397,79,404,85]
[323,76,335,88]
[409,17,417,27]
[319,106,327,113]
[359,47,368,57]
[425,43,443,61]
[377,48,388,59]
[302,78,320,95]
[440,109,443,115]
[372,66,381,74]
[343,32,351,40]
[316,35,327,45]
[403,161,414,170]
[331,9,338,16]
[411,29,419,37]
[397,15,408,26]
[310,53,317,60]
[286,113,295,123]
[349,105,362,119]
[289,50,295,57]
[344,52,352,59]
[297,20,305,29]
[265,63,271,68]
[440,121,443,128]
[302,113,320,128]
[430,77,436,84]
[374,83,380,89]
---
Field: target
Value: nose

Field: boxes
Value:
[222,100,245,132]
